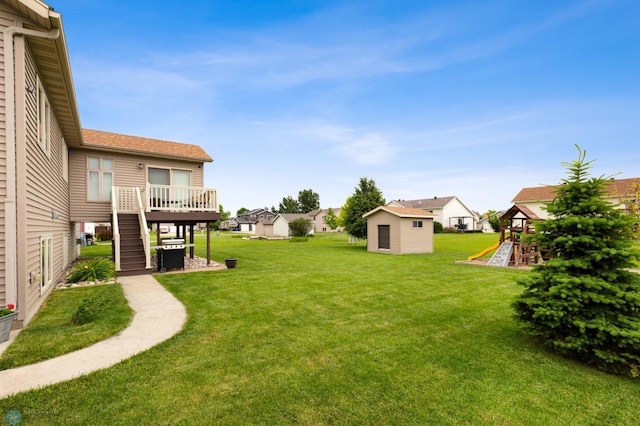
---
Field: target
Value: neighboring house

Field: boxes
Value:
[511,178,639,219]
[363,206,436,255]
[272,213,315,237]
[388,196,479,231]
[478,210,505,233]
[234,208,275,233]
[218,221,230,231]
[309,208,344,233]
[0,1,219,328]
[236,216,258,233]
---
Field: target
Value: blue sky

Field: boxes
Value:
[54,0,639,215]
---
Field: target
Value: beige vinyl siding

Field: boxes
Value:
[0,10,16,305]
[366,210,434,255]
[22,43,73,322]
[399,217,434,254]
[389,215,402,253]
[367,212,401,253]
[70,148,205,222]
[0,20,7,304]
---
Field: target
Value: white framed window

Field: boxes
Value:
[148,167,192,206]
[413,220,423,228]
[87,157,113,201]
[62,140,69,182]
[37,77,51,155]
[40,235,53,292]
[148,167,192,186]
[172,169,192,186]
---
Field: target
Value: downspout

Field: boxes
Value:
[3,25,60,308]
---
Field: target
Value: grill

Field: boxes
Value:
[157,238,185,272]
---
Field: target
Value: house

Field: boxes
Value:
[388,196,479,231]
[272,213,315,237]
[75,129,220,272]
[511,178,639,219]
[0,1,219,328]
[234,208,275,233]
[363,206,436,254]
[478,210,505,233]
[309,208,344,233]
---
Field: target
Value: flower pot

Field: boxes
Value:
[224,258,237,269]
[0,312,18,343]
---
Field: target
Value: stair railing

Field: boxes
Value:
[135,187,151,269]
[111,187,121,271]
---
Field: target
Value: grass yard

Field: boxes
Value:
[78,242,113,258]
[0,284,132,370]
[1,232,638,425]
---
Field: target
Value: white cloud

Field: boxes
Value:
[337,133,396,166]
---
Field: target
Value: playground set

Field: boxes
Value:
[468,205,551,267]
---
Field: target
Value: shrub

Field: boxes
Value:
[434,221,444,233]
[289,218,313,237]
[67,258,116,283]
[71,291,111,325]
[96,228,113,241]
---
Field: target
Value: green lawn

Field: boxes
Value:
[0,284,132,370]
[1,232,638,425]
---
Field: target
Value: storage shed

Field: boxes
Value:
[363,206,437,254]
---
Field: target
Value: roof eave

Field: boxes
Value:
[18,4,84,147]
[80,143,213,163]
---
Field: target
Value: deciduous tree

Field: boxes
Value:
[298,189,320,213]
[324,207,341,231]
[278,196,300,213]
[341,177,385,239]
[212,204,231,230]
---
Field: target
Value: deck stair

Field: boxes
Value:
[113,213,152,276]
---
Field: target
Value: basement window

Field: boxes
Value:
[40,235,53,292]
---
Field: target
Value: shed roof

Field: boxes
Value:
[363,206,438,219]
[512,178,639,202]
[81,129,213,162]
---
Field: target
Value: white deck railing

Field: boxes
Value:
[111,185,217,272]
[144,184,219,213]
[135,187,151,270]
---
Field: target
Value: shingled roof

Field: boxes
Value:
[363,206,438,218]
[392,196,456,209]
[278,213,315,221]
[512,178,639,202]
[81,129,213,162]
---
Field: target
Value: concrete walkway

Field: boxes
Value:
[0,275,186,399]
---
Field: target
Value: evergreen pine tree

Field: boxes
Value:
[513,146,640,377]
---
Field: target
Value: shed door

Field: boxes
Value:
[378,225,390,250]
